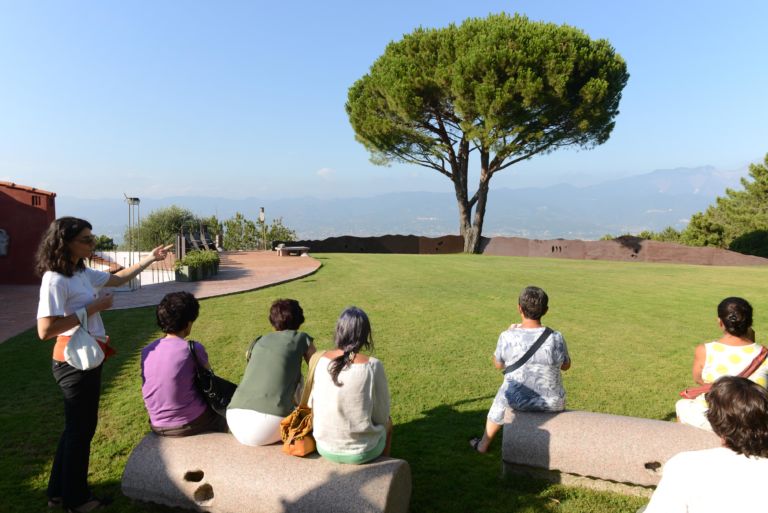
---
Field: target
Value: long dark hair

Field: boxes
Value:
[35,217,92,277]
[717,297,753,337]
[329,307,373,387]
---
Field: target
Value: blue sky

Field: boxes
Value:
[1,1,766,199]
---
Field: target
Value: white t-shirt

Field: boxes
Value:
[644,447,768,513]
[37,268,111,337]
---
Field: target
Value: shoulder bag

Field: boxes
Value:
[63,308,105,370]
[503,327,554,375]
[280,351,323,456]
[188,340,238,416]
[679,345,768,399]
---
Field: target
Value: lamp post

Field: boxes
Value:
[124,194,141,290]
[258,207,266,251]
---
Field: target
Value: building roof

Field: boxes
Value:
[0,181,57,197]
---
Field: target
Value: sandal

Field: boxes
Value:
[66,496,112,513]
[47,497,63,508]
[469,436,485,453]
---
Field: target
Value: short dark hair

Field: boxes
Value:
[706,376,768,458]
[717,297,753,337]
[35,217,93,277]
[269,299,305,330]
[156,291,200,334]
[519,286,549,320]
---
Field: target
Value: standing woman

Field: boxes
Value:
[36,217,171,513]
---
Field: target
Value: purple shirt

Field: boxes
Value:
[141,336,209,428]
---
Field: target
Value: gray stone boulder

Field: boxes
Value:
[502,409,720,496]
[122,432,411,512]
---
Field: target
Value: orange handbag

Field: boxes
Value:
[280,352,322,456]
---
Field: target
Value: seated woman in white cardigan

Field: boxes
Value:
[310,307,392,464]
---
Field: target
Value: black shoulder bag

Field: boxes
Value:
[188,340,238,416]
[503,327,553,375]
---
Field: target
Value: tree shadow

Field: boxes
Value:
[393,397,559,512]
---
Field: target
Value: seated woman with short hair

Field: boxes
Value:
[227,299,316,446]
[645,376,768,512]
[141,291,228,436]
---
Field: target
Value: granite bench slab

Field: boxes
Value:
[502,409,720,496]
[122,432,411,512]
[277,246,310,257]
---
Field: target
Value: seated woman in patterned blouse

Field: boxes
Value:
[470,286,571,453]
[676,297,768,431]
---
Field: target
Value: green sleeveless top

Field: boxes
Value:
[228,330,312,416]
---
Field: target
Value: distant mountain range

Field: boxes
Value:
[55,165,748,242]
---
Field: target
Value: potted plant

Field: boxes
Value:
[174,250,220,282]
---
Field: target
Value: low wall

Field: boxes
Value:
[289,235,465,254]
[288,234,768,266]
[483,236,768,265]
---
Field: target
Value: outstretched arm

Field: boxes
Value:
[105,244,173,287]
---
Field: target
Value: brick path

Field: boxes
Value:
[0,251,320,343]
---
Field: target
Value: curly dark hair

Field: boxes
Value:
[269,299,305,330]
[706,376,768,458]
[35,217,93,277]
[519,286,549,320]
[329,307,373,387]
[717,297,753,337]
[156,292,200,334]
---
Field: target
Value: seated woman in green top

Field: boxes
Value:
[227,299,316,446]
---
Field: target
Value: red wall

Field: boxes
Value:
[0,185,56,284]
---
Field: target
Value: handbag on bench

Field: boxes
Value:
[280,351,323,456]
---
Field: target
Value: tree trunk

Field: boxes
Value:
[454,151,492,254]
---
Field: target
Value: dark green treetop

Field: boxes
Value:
[347,13,629,252]
[681,153,768,251]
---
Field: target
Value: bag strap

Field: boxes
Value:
[738,345,768,379]
[503,327,553,375]
[75,307,90,332]
[299,351,324,407]
[188,340,202,370]
[245,336,262,362]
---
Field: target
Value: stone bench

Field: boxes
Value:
[502,409,720,496]
[122,432,411,513]
[277,246,310,257]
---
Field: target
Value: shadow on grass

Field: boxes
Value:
[0,306,165,513]
[394,398,561,513]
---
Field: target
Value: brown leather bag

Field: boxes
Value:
[679,345,768,399]
[280,352,322,456]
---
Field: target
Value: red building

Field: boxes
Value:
[0,182,56,284]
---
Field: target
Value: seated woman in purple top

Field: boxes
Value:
[141,291,227,436]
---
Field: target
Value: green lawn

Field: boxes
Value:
[4,253,768,513]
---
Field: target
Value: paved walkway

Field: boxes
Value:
[0,251,321,343]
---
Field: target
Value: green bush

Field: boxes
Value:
[174,250,219,271]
